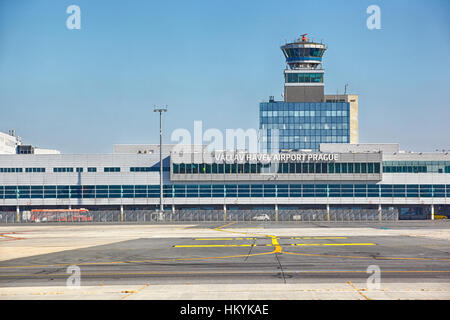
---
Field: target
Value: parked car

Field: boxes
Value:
[292,214,302,221]
[252,214,270,221]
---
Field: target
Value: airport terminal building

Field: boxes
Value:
[0,143,449,221]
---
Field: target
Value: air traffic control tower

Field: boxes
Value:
[259,34,359,152]
[281,34,327,102]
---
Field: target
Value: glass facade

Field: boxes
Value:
[285,73,323,83]
[383,161,450,174]
[1,184,448,199]
[283,48,325,58]
[172,162,380,174]
[259,102,350,152]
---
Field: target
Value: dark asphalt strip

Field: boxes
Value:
[275,253,286,284]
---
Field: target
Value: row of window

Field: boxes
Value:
[1,184,448,199]
[172,162,381,174]
[3,164,447,175]
[285,73,323,83]
[261,118,349,126]
[384,161,450,166]
[0,168,23,173]
[1,168,46,173]
[54,167,74,173]
[283,48,325,58]
[0,166,171,174]
[54,167,97,173]
[260,102,348,112]
[130,167,168,172]
[261,110,348,117]
[287,48,325,58]
[263,131,350,140]
[26,168,45,173]
[383,165,450,174]
[262,123,349,130]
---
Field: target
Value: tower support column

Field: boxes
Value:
[431,204,435,221]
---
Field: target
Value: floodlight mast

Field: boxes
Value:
[153,106,167,214]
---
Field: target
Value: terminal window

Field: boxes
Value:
[53,167,74,173]
[25,168,45,173]
[0,168,23,173]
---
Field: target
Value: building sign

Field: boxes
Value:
[213,153,339,163]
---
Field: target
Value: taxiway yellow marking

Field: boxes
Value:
[214,222,237,230]
[214,221,283,253]
[175,244,277,248]
[347,281,371,300]
[291,243,376,246]
[213,222,262,238]
[194,237,260,241]
[291,237,348,240]
[270,235,282,253]
[193,237,259,240]
[120,283,150,300]
[175,244,254,248]
[194,238,235,241]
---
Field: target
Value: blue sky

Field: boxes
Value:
[0,0,449,153]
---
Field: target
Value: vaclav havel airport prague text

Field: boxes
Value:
[212,153,340,163]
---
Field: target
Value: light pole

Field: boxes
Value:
[154,106,167,216]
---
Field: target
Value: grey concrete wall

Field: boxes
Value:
[284,86,324,102]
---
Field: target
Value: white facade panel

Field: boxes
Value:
[0,132,17,154]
